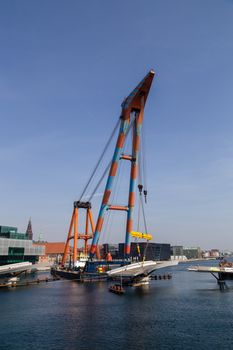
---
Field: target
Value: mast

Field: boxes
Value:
[90,70,155,259]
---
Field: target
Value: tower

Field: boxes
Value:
[26,218,33,240]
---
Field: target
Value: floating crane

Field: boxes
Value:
[90,70,155,259]
[54,70,179,283]
[61,70,155,268]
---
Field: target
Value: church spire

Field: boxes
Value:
[26,218,33,240]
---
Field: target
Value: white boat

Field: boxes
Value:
[74,254,89,269]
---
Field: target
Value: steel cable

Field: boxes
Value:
[79,118,120,201]
[88,113,136,202]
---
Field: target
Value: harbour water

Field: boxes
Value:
[1,260,233,350]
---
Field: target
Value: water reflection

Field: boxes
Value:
[1,262,233,349]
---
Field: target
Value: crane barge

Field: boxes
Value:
[52,70,178,284]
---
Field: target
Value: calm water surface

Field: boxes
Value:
[1,260,233,350]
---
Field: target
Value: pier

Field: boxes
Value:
[188,265,233,290]
[0,276,60,289]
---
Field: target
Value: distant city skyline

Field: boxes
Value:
[0,1,233,250]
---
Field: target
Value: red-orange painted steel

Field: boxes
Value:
[108,205,128,211]
[109,162,118,177]
[103,190,111,205]
[96,216,104,233]
[116,133,125,148]
[131,164,138,180]
[90,244,97,255]
[121,155,133,161]
[61,209,75,265]
[73,208,78,263]
[62,206,95,265]
[126,218,133,233]
[128,192,135,207]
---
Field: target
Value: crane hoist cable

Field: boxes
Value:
[139,124,151,260]
[136,179,150,261]
[135,187,142,260]
[87,113,136,202]
[140,192,148,234]
[133,117,150,261]
[79,118,120,202]
[141,121,148,203]
[137,190,151,260]
[88,161,111,202]
[138,142,143,188]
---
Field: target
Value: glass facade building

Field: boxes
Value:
[0,226,44,265]
[118,242,171,261]
[171,245,184,256]
[183,247,201,260]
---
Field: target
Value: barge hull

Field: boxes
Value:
[51,267,108,282]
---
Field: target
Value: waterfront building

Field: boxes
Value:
[202,249,220,259]
[171,245,183,256]
[34,242,71,264]
[118,242,171,261]
[210,249,220,258]
[183,247,202,260]
[170,246,187,261]
[223,250,233,257]
[102,244,119,259]
[0,225,44,265]
[202,251,210,258]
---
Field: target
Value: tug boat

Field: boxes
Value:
[109,283,125,295]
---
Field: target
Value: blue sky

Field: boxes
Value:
[0,0,233,249]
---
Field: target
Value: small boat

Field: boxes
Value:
[109,284,125,295]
